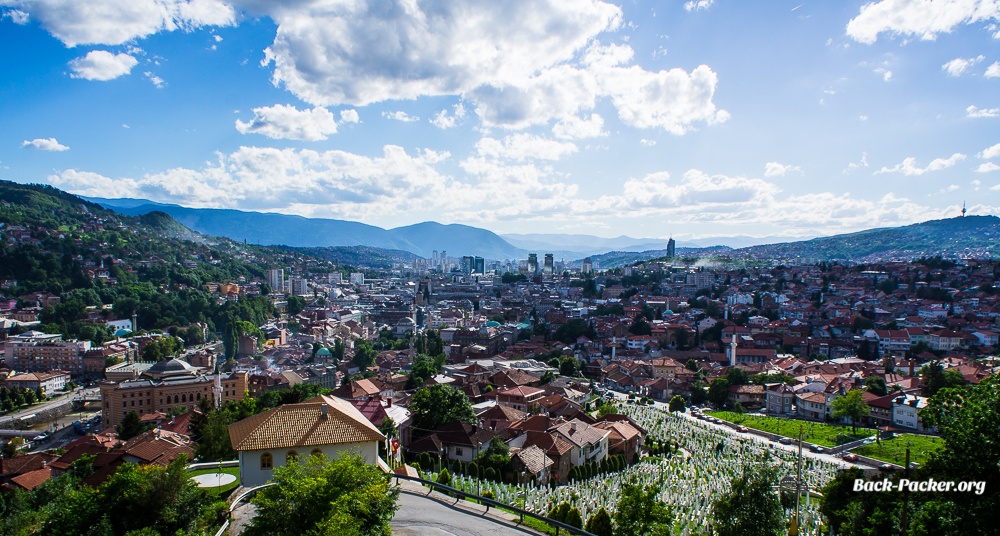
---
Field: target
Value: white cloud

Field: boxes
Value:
[3,9,28,23]
[382,111,419,123]
[684,0,715,11]
[68,50,138,81]
[252,2,725,134]
[213,34,222,42]
[975,162,1000,173]
[472,134,577,162]
[339,109,359,124]
[874,67,892,81]
[47,145,465,221]
[21,137,69,151]
[986,61,1000,78]
[845,152,870,173]
[2,0,236,47]
[943,55,985,76]
[429,103,466,129]
[967,105,1000,118]
[552,114,606,139]
[847,0,1000,44]
[979,142,1000,159]
[144,71,165,88]
[764,162,802,177]
[876,153,966,175]
[639,138,657,147]
[235,104,338,141]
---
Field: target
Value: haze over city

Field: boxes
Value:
[2,0,999,240]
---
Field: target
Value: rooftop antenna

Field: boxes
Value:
[961,201,966,217]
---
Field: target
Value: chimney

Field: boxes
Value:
[321,403,328,419]
[909,359,914,377]
[387,397,392,407]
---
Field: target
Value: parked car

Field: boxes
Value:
[808,445,825,453]
[842,453,859,462]
[879,463,896,471]
[779,437,793,445]
[737,426,749,433]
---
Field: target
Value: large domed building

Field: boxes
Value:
[99,357,248,428]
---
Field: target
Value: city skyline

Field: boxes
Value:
[1,0,999,240]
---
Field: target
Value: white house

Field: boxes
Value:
[228,394,385,488]
[892,393,930,432]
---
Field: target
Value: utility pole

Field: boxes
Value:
[901,441,911,536]
[788,424,803,536]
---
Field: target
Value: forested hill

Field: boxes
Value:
[737,216,1000,262]
[0,180,331,349]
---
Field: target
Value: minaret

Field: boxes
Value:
[212,371,223,409]
[729,334,738,367]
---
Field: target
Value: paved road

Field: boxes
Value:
[393,483,540,536]
[226,481,543,536]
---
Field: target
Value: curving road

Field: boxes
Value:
[392,481,541,536]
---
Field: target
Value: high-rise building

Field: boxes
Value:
[474,256,485,274]
[527,253,538,275]
[288,276,309,296]
[349,272,365,286]
[267,268,284,294]
[543,253,554,275]
[582,257,593,274]
[461,255,475,274]
[666,237,676,258]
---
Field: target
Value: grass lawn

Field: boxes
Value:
[851,434,944,466]
[188,466,241,499]
[706,411,874,447]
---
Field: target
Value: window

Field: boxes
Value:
[455,448,463,456]
[286,451,298,464]
[311,448,323,458]
[260,452,273,470]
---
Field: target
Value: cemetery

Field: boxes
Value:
[422,403,842,535]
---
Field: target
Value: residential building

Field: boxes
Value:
[4,332,91,375]
[3,371,68,395]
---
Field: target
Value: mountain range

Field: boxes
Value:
[87,196,999,265]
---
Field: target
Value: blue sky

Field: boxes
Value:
[1,0,998,241]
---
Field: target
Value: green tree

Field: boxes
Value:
[919,361,965,397]
[193,409,236,461]
[613,481,674,536]
[708,377,730,408]
[475,436,512,479]
[711,460,783,536]
[863,376,888,397]
[667,395,686,413]
[831,389,868,434]
[409,384,475,435]
[244,453,399,536]
[584,506,613,536]
[628,316,652,336]
[286,295,306,316]
[116,410,148,441]
[98,455,211,535]
[352,339,378,370]
[558,356,581,377]
[564,506,583,529]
